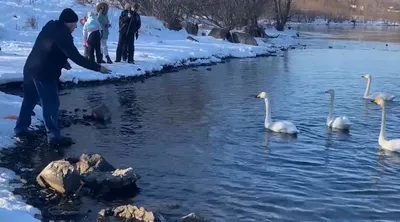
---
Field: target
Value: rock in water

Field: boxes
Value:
[76,153,115,175]
[82,167,140,193]
[36,160,81,195]
[84,103,111,122]
[98,205,164,222]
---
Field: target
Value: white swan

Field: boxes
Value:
[256,92,299,134]
[362,74,395,101]
[373,98,400,152]
[325,89,351,130]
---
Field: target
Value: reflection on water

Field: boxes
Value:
[6,27,400,221]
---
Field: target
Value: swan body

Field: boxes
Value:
[325,89,351,130]
[373,98,400,152]
[362,74,395,101]
[256,92,299,134]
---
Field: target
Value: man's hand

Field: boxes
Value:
[64,61,72,70]
[100,66,111,74]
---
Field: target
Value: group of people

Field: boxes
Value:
[13,4,143,147]
[81,2,141,64]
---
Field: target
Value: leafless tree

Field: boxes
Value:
[274,0,292,31]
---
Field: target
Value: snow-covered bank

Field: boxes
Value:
[0,91,43,221]
[0,168,42,222]
[0,0,298,86]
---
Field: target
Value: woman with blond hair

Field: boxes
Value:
[96,2,112,64]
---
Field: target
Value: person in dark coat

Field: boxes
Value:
[14,8,111,147]
[115,3,141,63]
[125,3,141,63]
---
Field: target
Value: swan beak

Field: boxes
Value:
[256,93,262,98]
[324,90,328,93]
[361,75,366,78]
[372,99,380,104]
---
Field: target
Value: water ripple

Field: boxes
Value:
[58,35,400,221]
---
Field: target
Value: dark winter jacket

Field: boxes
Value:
[118,10,141,36]
[23,20,101,82]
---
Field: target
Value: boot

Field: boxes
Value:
[106,55,113,64]
[98,53,106,64]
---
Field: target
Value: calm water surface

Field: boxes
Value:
[34,28,400,221]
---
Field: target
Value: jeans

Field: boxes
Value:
[15,74,61,141]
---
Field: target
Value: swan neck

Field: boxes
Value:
[264,98,272,124]
[380,103,387,141]
[364,78,371,97]
[327,93,334,122]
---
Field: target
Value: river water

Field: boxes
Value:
[9,26,400,221]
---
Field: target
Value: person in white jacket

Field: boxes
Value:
[83,11,103,63]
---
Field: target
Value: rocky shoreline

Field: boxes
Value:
[0,107,209,221]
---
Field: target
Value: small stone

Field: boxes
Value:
[206,68,212,71]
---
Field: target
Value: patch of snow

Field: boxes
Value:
[0,168,42,221]
[0,91,43,220]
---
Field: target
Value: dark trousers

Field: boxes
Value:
[116,33,134,62]
[15,74,61,140]
[87,30,102,63]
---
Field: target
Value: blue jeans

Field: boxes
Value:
[14,75,61,140]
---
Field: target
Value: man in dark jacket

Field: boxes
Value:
[115,3,141,63]
[14,8,111,147]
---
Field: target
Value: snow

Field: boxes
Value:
[0,91,43,221]
[0,168,41,221]
[0,0,298,220]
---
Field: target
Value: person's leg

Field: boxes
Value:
[94,31,103,63]
[127,36,134,63]
[115,33,125,62]
[14,74,38,137]
[32,79,73,147]
[101,39,112,64]
[87,33,95,62]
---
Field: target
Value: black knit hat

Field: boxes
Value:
[59,8,78,23]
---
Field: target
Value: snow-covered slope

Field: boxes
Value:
[0,0,298,85]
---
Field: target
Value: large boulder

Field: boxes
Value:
[163,20,183,31]
[241,24,267,38]
[182,21,198,36]
[76,153,115,175]
[36,160,81,195]
[230,31,258,46]
[208,28,232,42]
[37,154,140,197]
